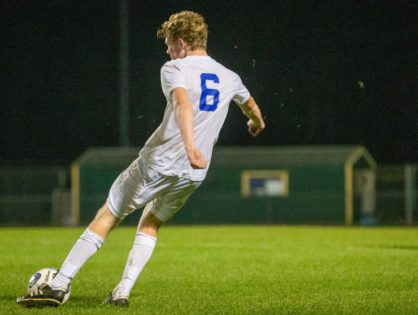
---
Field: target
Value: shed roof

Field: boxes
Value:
[212,145,376,168]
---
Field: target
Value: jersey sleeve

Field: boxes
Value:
[232,74,250,105]
[160,61,188,99]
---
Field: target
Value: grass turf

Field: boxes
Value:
[1,225,417,314]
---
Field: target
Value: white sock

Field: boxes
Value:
[50,228,104,290]
[113,232,157,299]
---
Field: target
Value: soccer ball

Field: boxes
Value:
[27,268,71,305]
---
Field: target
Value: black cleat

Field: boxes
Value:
[16,284,67,308]
[102,292,129,307]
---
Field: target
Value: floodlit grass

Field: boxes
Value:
[1,226,417,314]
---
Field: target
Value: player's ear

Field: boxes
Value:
[178,38,187,48]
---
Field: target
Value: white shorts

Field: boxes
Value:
[107,157,202,222]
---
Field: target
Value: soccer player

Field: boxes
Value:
[16,10,265,307]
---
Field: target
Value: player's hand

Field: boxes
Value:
[247,119,265,137]
[186,147,208,169]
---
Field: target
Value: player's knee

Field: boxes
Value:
[138,212,163,237]
[89,203,120,237]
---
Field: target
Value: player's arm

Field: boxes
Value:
[237,96,265,137]
[172,87,208,169]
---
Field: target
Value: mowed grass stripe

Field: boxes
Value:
[1,226,417,314]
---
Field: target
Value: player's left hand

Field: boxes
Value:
[247,119,265,137]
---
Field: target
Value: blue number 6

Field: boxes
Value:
[199,73,220,112]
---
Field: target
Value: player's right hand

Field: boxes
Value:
[186,147,208,169]
[247,119,265,137]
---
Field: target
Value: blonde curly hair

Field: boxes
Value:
[157,11,208,50]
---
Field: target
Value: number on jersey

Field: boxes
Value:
[199,73,220,112]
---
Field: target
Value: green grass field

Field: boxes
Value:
[1,226,417,314]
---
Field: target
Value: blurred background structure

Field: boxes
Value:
[1,1,417,226]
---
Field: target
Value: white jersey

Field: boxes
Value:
[139,55,250,181]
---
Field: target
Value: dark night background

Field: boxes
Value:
[1,0,417,166]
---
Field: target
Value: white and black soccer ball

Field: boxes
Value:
[27,268,71,304]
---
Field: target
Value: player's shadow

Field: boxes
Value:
[0,294,18,304]
[366,244,418,251]
[3,294,97,308]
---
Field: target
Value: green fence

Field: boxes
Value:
[0,167,69,225]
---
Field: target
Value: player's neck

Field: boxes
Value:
[186,49,207,57]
